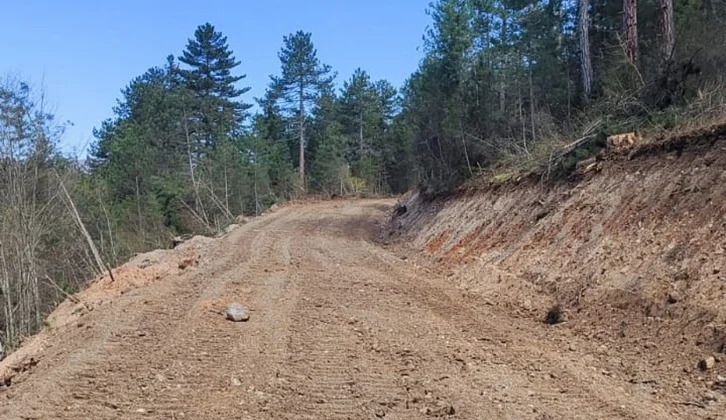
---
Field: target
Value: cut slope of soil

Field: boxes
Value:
[392,126,726,415]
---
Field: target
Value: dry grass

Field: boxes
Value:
[483,82,726,186]
[640,81,726,143]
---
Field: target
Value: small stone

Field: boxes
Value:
[375,407,386,417]
[704,391,719,402]
[597,344,609,355]
[425,403,455,417]
[226,303,250,322]
[231,377,242,387]
[699,356,716,371]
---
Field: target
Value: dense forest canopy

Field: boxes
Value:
[2,0,725,348]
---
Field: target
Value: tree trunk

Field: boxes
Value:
[657,0,675,67]
[623,0,639,68]
[135,173,143,233]
[223,163,229,215]
[529,69,536,145]
[519,85,526,147]
[359,108,364,160]
[298,83,306,191]
[0,244,15,344]
[182,105,208,225]
[499,80,506,114]
[579,0,593,103]
[499,13,508,114]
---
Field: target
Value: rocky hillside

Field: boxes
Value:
[393,125,726,394]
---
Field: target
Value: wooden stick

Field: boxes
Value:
[55,171,108,278]
[43,275,79,304]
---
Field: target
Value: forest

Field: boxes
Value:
[1,0,725,350]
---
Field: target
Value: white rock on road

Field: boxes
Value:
[226,302,250,322]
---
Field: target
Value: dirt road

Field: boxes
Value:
[0,200,714,419]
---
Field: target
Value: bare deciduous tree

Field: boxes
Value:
[0,77,97,350]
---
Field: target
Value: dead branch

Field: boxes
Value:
[54,171,110,280]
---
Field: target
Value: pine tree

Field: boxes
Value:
[179,23,249,100]
[270,31,334,191]
[251,90,297,203]
[339,69,378,164]
[179,23,251,147]
[309,86,347,195]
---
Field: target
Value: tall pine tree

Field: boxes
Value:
[270,31,334,191]
[340,68,378,164]
[179,23,251,147]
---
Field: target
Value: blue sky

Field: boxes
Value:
[2,0,430,155]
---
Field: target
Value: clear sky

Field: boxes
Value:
[2,0,430,155]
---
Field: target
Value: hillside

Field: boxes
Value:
[392,125,726,415]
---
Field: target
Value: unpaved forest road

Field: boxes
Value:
[0,200,707,419]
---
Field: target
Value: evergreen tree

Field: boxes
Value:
[270,31,334,191]
[309,86,347,195]
[340,69,378,164]
[179,23,250,100]
[339,72,402,193]
[250,90,297,205]
[179,23,251,147]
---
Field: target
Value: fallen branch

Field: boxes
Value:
[43,275,79,305]
[55,171,111,280]
[44,276,92,312]
[179,199,213,232]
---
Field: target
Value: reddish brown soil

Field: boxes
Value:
[392,128,726,418]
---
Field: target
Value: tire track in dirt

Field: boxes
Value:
[0,199,711,419]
